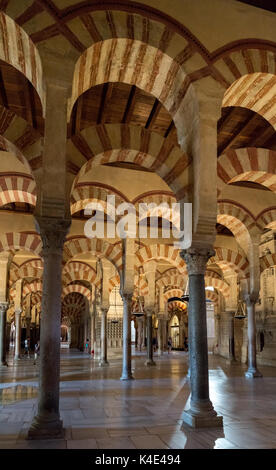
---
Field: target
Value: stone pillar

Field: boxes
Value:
[145,309,155,366]
[0,302,8,366]
[143,316,147,348]
[121,293,133,380]
[99,307,109,366]
[28,218,70,440]
[157,316,163,356]
[67,326,71,347]
[6,321,11,352]
[14,309,22,360]
[181,249,222,428]
[245,298,262,378]
[137,316,144,351]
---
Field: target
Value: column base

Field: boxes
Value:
[120,373,134,381]
[27,414,65,440]
[182,400,223,429]
[99,360,109,367]
[245,367,262,378]
[226,357,236,365]
[145,359,156,366]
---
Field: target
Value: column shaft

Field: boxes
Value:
[245,301,262,378]
[121,294,133,380]
[99,308,108,366]
[145,314,155,366]
[14,310,22,360]
[182,249,222,428]
[28,218,69,440]
[0,303,8,365]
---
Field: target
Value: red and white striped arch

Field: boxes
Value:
[135,244,186,273]
[205,276,230,297]
[0,174,36,207]
[164,288,183,301]
[218,148,276,191]
[257,208,276,232]
[63,261,100,287]
[0,232,42,255]
[71,124,191,200]
[260,254,276,273]
[64,237,123,273]
[71,183,126,216]
[209,247,249,277]
[69,38,197,155]
[62,284,91,302]
[205,290,219,304]
[0,12,44,109]
[9,266,43,287]
[168,300,187,312]
[222,73,276,129]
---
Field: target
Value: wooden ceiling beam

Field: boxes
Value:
[97,82,113,125]
[34,0,86,52]
[218,114,257,155]
[0,66,8,109]
[122,85,138,123]
[0,0,9,12]
[246,125,275,149]
[164,120,174,138]
[15,2,44,26]
[145,99,162,130]
[217,107,237,133]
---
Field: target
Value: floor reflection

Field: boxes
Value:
[0,385,37,405]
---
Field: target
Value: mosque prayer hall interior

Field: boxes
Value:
[0,0,275,451]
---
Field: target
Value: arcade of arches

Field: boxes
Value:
[0,0,276,449]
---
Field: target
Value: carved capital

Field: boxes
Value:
[0,302,8,314]
[120,291,133,305]
[35,217,71,256]
[144,307,154,316]
[180,248,215,275]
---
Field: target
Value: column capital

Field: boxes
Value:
[101,307,109,315]
[144,307,154,316]
[35,217,71,256]
[15,308,22,316]
[0,302,8,313]
[180,248,215,275]
[120,291,133,303]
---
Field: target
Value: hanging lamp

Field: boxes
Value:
[234,282,247,319]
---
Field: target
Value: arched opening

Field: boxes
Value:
[169,314,180,349]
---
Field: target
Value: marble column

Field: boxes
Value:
[99,307,109,366]
[67,326,71,347]
[145,310,155,366]
[121,293,133,380]
[14,309,22,360]
[0,302,8,366]
[245,297,262,378]
[137,316,144,351]
[26,316,31,342]
[6,322,11,352]
[28,218,70,440]
[181,249,222,428]
[157,316,163,356]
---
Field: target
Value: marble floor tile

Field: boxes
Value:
[67,438,98,449]
[96,437,136,449]
[130,434,169,449]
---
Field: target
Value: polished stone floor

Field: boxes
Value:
[0,348,276,449]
